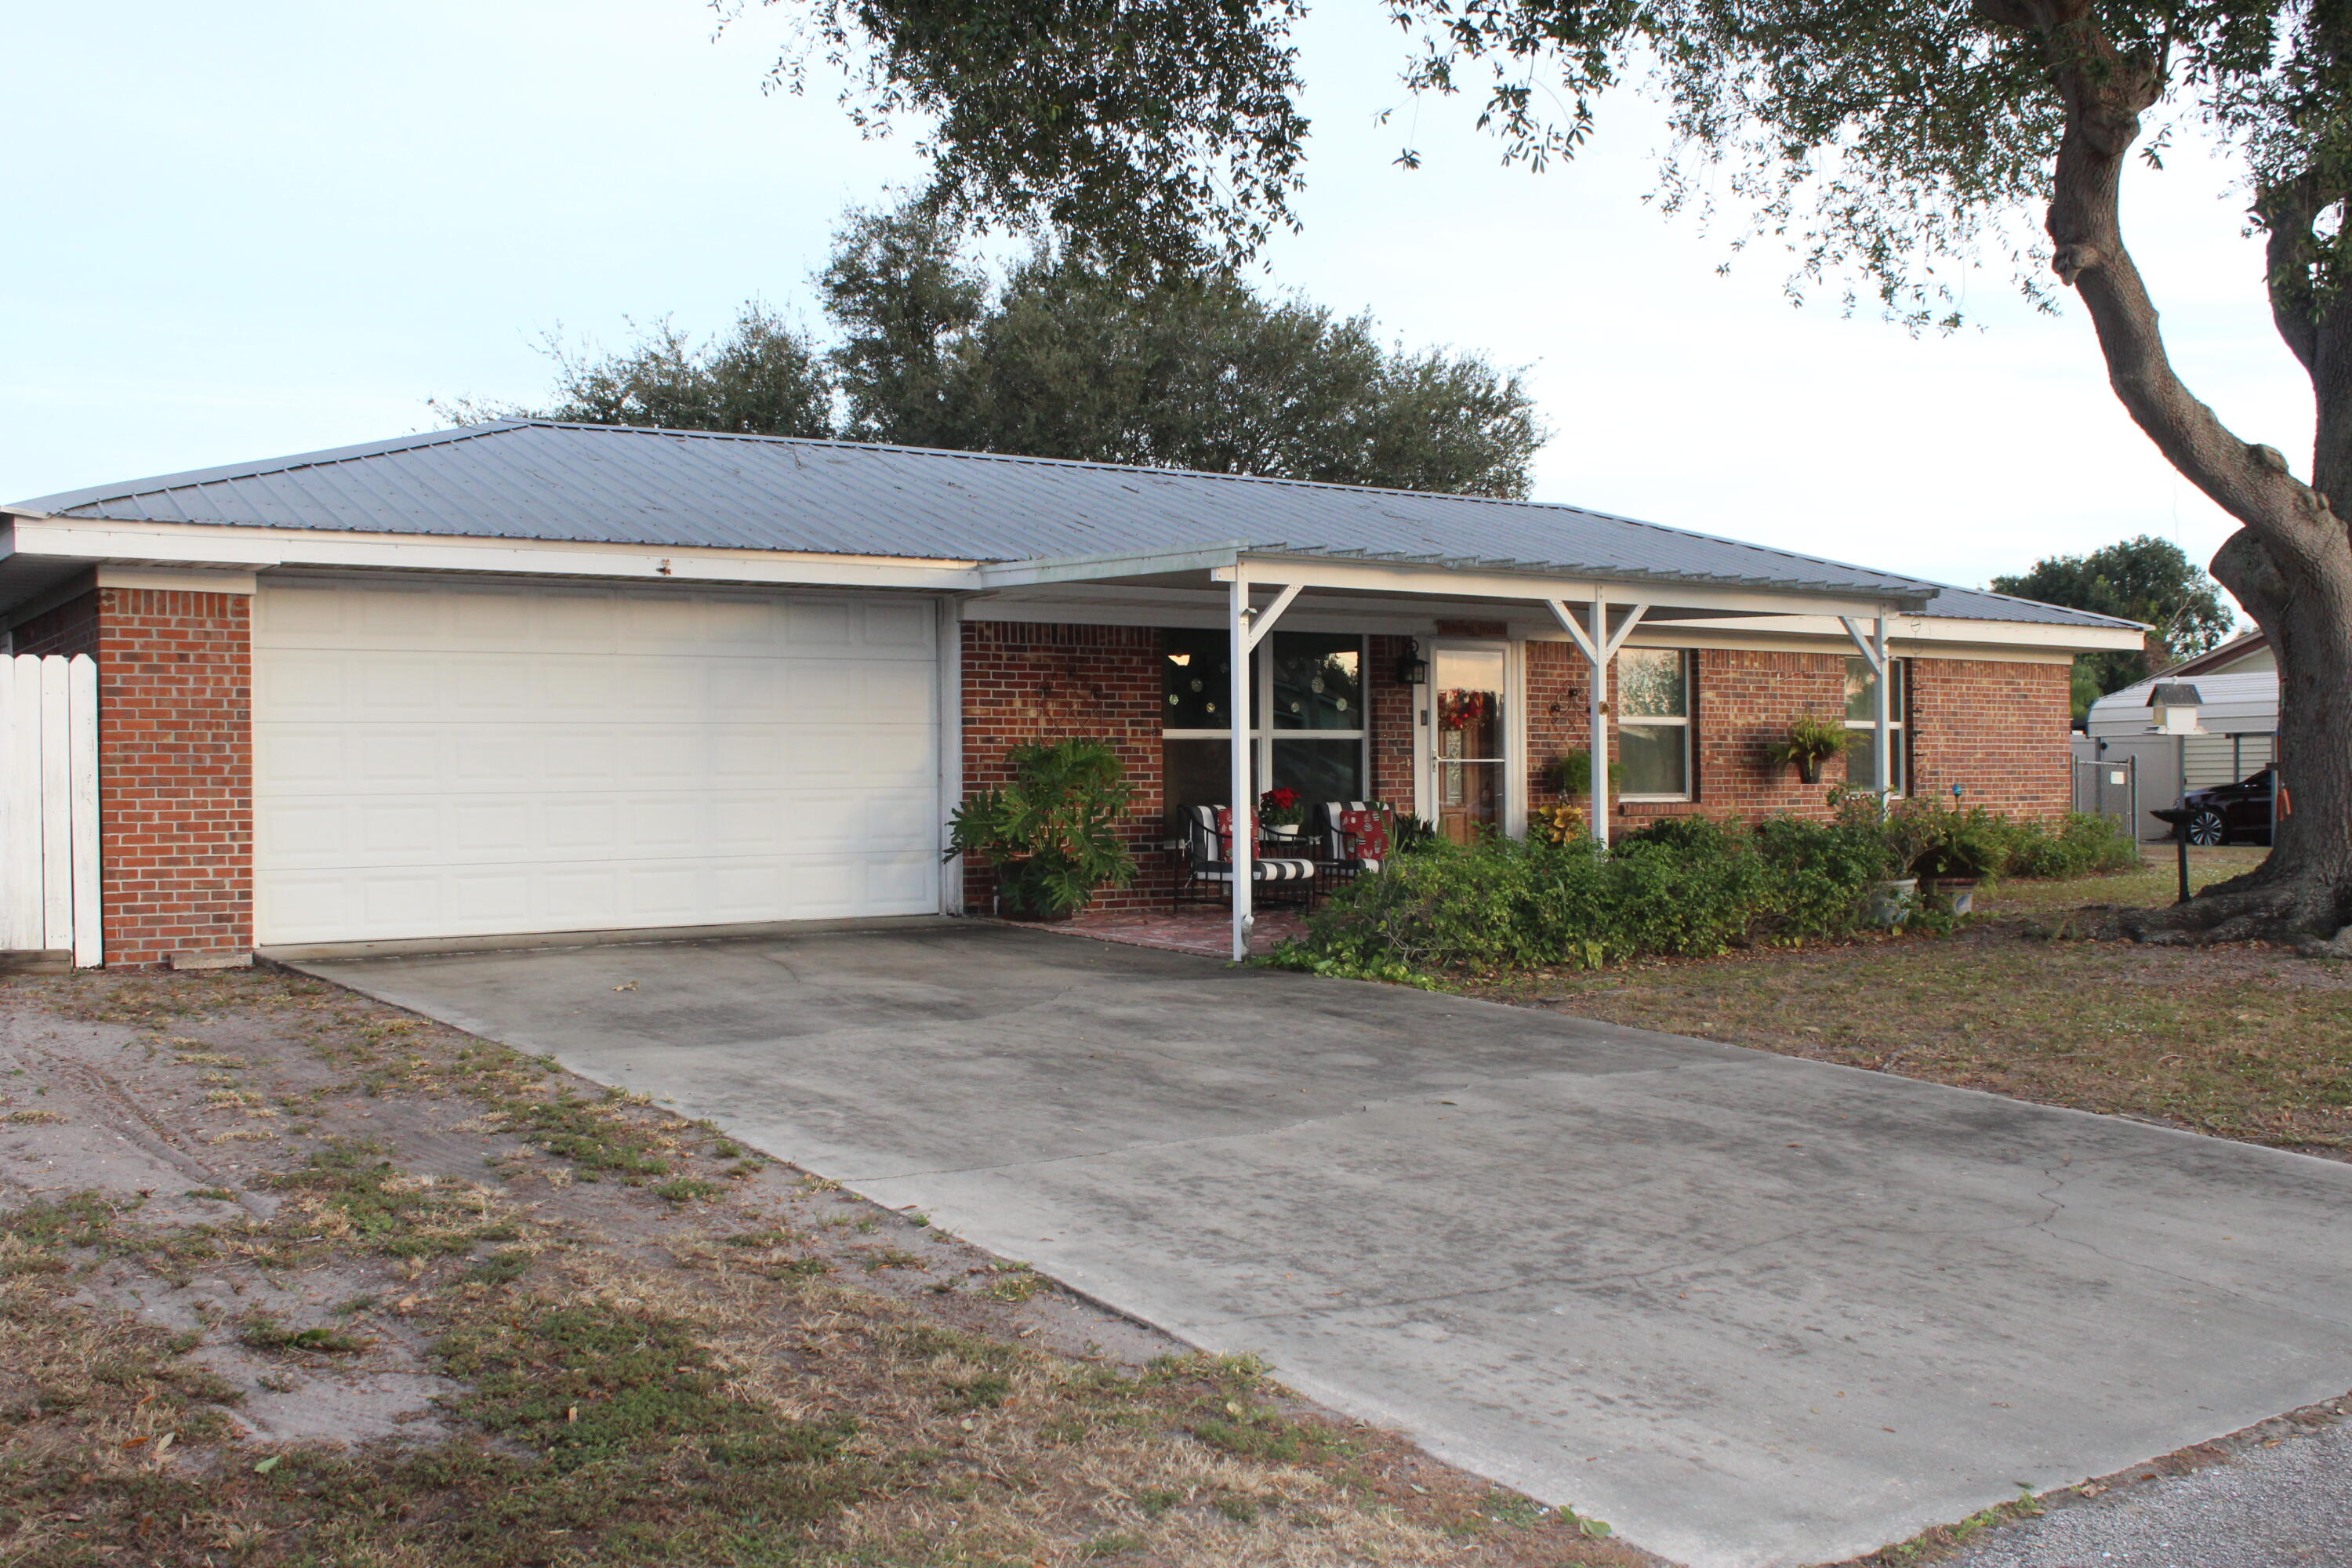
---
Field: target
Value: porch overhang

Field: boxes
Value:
[973,542,1936,623]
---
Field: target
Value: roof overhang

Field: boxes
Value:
[975,543,1934,621]
[2,514,2124,652]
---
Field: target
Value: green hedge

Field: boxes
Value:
[1269,807,2142,982]
[1269,816,1889,981]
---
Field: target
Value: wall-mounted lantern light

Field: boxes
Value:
[1396,638,1430,687]
[2147,682,2205,735]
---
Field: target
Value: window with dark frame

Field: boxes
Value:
[1160,629,1368,815]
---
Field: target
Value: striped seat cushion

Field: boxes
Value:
[1194,858,1318,883]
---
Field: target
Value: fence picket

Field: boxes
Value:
[40,657,71,949]
[2,659,42,949]
[69,655,101,967]
[0,653,103,962]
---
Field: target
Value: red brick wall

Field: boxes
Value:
[1369,634,1417,806]
[1522,641,2071,826]
[1909,656,2071,818]
[960,620,1170,912]
[94,588,254,967]
[8,581,100,658]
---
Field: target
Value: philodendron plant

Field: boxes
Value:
[1765,712,1855,785]
[945,738,1138,917]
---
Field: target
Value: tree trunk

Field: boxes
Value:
[2020,5,2352,949]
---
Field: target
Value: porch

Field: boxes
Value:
[960,543,1960,960]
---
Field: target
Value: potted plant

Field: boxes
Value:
[1892,800,2005,915]
[1258,786,1308,838]
[1765,713,1855,785]
[945,739,1138,920]
[1543,749,1624,799]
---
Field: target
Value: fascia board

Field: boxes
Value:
[974,542,1248,588]
[1231,553,1926,619]
[1646,610,2145,653]
[4,515,983,591]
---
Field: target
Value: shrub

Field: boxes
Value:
[945,739,1138,916]
[1272,816,1886,979]
[1994,811,2142,879]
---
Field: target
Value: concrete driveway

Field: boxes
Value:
[300,922,2352,1568]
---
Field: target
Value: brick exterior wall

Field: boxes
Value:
[70,588,254,968]
[1368,634,1417,805]
[960,620,1171,913]
[1909,656,2071,818]
[8,579,100,658]
[1521,641,2071,826]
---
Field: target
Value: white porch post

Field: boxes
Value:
[1544,593,1650,849]
[1840,613,1895,800]
[1873,615,1892,797]
[1228,570,1253,960]
[1589,590,1611,848]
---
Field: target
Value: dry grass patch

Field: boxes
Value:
[1476,846,2352,1157]
[1,968,1657,1568]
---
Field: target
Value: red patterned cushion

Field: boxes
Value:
[1338,808,1389,859]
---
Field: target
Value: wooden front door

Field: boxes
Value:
[1432,647,1505,845]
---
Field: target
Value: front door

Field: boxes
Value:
[1432,647,1506,845]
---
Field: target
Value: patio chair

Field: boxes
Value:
[1175,804,1319,909]
[1312,800,1392,894]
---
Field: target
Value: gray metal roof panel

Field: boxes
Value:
[1901,583,2144,630]
[5,420,2122,626]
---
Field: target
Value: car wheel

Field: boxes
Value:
[2186,808,2227,846]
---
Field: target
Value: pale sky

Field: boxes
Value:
[2,1,2308,606]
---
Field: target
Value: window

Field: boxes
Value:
[1843,655,1907,793]
[1161,629,1367,811]
[1617,648,1692,800]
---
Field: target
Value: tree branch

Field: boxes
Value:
[2031,13,2337,576]
[2259,175,2324,376]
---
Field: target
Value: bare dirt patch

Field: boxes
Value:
[0,967,1657,1568]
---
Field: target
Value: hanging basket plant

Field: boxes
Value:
[1764,713,1855,786]
[1542,748,1623,799]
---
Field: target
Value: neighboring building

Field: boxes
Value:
[0,421,2142,968]
[2080,631,2276,831]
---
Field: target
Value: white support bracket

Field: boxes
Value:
[1543,597,1650,847]
[1839,615,1894,800]
[1242,582,1302,653]
[1838,616,1887,674]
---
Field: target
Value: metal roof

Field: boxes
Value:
[7,420,2129,625]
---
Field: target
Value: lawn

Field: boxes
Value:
[1476,846,2352,1160]
[0,970,1648,1568]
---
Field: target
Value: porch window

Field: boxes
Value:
[1844,655,1907,793]
[1161,629,1367,810]
[1617,648,1692,800]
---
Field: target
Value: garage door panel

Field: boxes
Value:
[256,580,941,944]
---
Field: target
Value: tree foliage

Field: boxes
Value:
[1993,534,2238,701]
[434,307,833,438]
[454,203,1544,497]
[825,205,1542,492]
[742,0,2352,944]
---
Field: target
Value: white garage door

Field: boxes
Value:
[254,576,941,946]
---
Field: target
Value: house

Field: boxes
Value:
[2077,630,2276,832]
[0,420,2143,967]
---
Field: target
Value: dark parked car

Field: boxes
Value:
[2180,767,2275,846]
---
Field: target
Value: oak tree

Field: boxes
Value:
[747,0,2352,947]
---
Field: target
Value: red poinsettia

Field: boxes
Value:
[1257,786,1305,828]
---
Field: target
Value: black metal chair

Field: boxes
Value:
[1175,804,1319,909]
[1310,800,1391,895]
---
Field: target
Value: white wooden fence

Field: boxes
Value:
[0,655,100,966]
